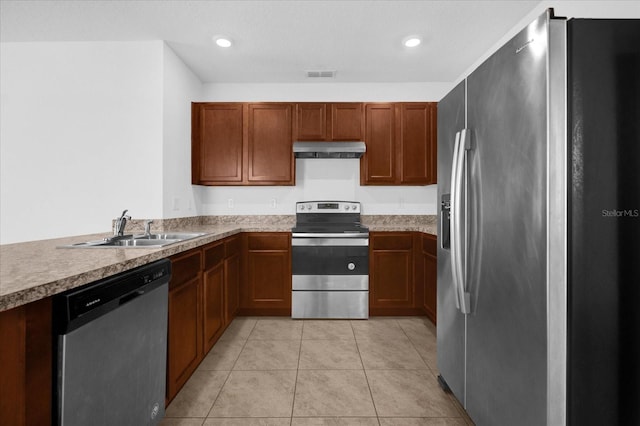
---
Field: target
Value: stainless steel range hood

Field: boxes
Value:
[293,141,366,159]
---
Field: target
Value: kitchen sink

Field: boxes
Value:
[61,232,207,249]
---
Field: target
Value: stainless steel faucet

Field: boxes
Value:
[114,210,131,236]
[144,220,154,237]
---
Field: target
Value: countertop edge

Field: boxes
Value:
[1,225,436,312]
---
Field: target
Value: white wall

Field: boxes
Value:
[0,41,165,244]
[455,1,640,84]
[197,82,447,216]
[162,43,203,218]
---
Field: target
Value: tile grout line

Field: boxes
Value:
[203,318,258,419]
[351,320,382,426]
[289,320,305,425]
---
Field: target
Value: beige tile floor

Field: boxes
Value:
[162,317,475,426]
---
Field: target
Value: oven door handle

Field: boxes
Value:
[292,233,370,238]
[292,237,369,246]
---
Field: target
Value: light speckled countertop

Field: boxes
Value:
[0,215,436,312]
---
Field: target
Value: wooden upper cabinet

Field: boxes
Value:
[361,102,437,185]
[247,103,294,185]
[192,102,295,186]
[296,103,327,140]
[330,103,363,140]
[295,103,363,141]
[192,103,244,185]
[361,103,396,184]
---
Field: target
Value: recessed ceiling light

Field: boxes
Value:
[214,37,232,48]
[403,37,422,48]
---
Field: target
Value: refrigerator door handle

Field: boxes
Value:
[450,131,462,310]
[451,129,471,314]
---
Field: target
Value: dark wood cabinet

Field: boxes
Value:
[361,102,437,185]
[295,102,363,141]
[370,232,416,314]
[0,298,52,426]
[399,103,437,184]
[192,102,294,186]
[241,233,292,315]
[202,243,225,353]
[192,103,244,185]
[422,233,437,324]
[361,103,396,184]
[247,103,294,184]
[224,236,241,323]
[167,249,203,401]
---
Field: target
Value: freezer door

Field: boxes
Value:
[436,80,467,405]
[464,12,550,426]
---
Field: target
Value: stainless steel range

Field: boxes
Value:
[291,201,369,319]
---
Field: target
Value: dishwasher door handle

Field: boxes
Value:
[119,289,145,306]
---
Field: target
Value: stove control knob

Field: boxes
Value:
[348,262,356,271]
[306,204,312,210]
[351,205,357,210]
[344,205,349,210]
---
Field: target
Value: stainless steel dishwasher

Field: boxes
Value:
[53,259,171,426]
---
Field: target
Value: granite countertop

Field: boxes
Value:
[0,215,437,312]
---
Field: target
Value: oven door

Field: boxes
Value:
[291,237,369,291]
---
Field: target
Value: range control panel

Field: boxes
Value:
[296,201,361,214]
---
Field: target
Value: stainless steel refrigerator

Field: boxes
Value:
[437,10,639,426]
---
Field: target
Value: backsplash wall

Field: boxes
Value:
[194,158,438,216]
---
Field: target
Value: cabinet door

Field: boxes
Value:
[370,233,414,309]
[330,103,363,140]
[296,103,327,140]
[247,103,294,185]
[399,103,432,184]
[225,254,240,323]
[192,103,244,184]
[243,233,292,314]
[361,103,396,184]
[167,276,201,401]
[203,263,225,353]
[422,234,438,324]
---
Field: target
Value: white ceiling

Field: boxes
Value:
[0,0,541,83]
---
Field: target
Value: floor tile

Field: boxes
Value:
[408,333,438,372]
[165,370,230,418]
[367,369,459,418]
[198,339,246,371]
[447,393,475,425]
[203,418,291,426]
[351,319,407,342]
[161,418,205,426]
[234,339,301,370]
[396,317,437,340]
[379,419,467,426]
[299,339,363,370]
[302,320,355,340]
[209,370,296,418]
[293,370,376,417]
[357,338,427,369]
[219,318,257,341]
[249,319,303,340]
[292,418,379,425]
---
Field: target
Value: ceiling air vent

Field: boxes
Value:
[306,70,336,78]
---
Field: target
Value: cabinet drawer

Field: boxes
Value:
[170,249,202,288]
[247,233,290,250]
[371,233,413,250]
[203,242,225,270]
[422,234,437,257]
[225,235,241,256]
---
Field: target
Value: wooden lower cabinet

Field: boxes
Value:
[241,233,292,315]
[224,236,242,322]
[422,234,438,324]
[370,232,418,315]
[167,234,242,403]
[370,232,438,319]
[0,298,52,426]
[167,250,203,402]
